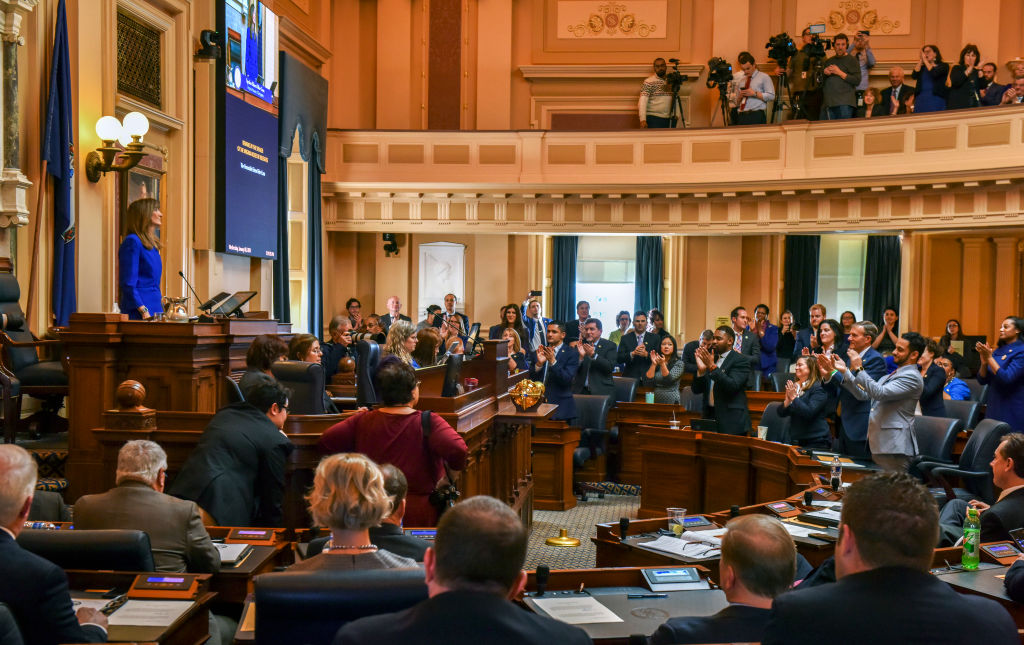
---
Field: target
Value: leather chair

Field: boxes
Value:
[271,361,327,414]
[355,340,381,407]
[0,272,68,441]
[0,603,23,645]
[254,568,428,645]
[771,372,795,393]
[16,529,155,571]
[749,371,762,392]
[571,394,613,501]
[612,377,637,404]
[962,379,989,405]
[941,399,981,431]
[911,416,962,463]
[760,401,791,444]
[918,419,1012,506]
[681,386,702,413]
[224,374,245,405]
[775,357,791,376]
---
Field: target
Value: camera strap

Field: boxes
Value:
[421,410,457,490]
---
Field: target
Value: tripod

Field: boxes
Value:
[667,84,687,129]
[710,82,731,127]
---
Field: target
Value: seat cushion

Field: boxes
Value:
[16,361,67,387]
[35,478,68,493]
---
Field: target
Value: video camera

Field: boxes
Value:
[664,58,689,92]
[766,33,797,67]
[803,23,832,59]
[705,57,733,88]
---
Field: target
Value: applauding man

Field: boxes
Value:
[530,322,579,423]
[573,318,616,397]
[618,311,660,380]
[691,326,752,435]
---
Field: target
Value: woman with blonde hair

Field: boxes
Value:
[778,356,831,449]
[290,453,418,570]
[502,328,528,373]
[383,320,420,367]
[118,197,163,320]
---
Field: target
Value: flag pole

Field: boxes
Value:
[26,159,47,330]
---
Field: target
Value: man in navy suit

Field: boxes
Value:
[879,66,914,114]
[572,317,617,397]
[820,321,888,459]
[564,300,590,343]
[0,445,108,645]
[616,311,660,380]
[793,303,826,359]
[530,321,579,422]
[651,514,796,644]
[763,472,1018,645]
[692,326,752,435]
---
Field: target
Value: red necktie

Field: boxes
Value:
[739,73,753,110]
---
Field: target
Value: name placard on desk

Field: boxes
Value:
[226,528,276,545]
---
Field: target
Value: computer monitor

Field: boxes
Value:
[441,355,463,397]
[213,290,257,317]
[464,322,482,354]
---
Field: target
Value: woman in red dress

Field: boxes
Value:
[318,358,467,526]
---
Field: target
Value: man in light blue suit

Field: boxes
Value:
[822,331,926,471]
[821,321,889,459]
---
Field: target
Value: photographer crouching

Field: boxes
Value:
[639,57,687,128]
[733,51,775,125]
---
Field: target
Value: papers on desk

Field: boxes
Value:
[639,533,722,559]
[808,500,842,509]
[815,456,867,469]
[215,542,253,565]
[531,596,623,624]
[780,522,822,538]
[802,508,842,526]
[71,598,109,612]
[108,600,194,627]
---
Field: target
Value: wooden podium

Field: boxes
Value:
[59,313,290,499]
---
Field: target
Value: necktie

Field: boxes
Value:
[733,334,742,352]
[739,73,753,110]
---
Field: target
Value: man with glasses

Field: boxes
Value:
[609,310,632,346]
[169,380,295,527]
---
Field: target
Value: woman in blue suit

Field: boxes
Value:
[118,198,163,320]
[778,356,831,450]
[977,316,1024,431]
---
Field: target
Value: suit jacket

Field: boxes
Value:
[682,339,701,374]
[880,83,914,114]
[333,589,592,645]
[651,604,770,645]
[824,347,888,443]
[531,343,580,421]
[919,362,947,418]
[565,319,589,342]
[572,338,616,396]
[757,323,779,375]
[616,331,661,380]
[980,488,1024,543]
[27,490,72,523]
[981,82,1010,106]
[521,315,551,349]
[434,310,471,335]
[380,313,411,332]
[777,381,831,444]
[792,327,813,360]
[763,566,1018,645]
[977,340,1024,432]
[0,531,107,645]
[1004,558,1024,603]
[74,481,220,574]
[838,363,923,456]
[321,340,353,381]
[169,402,295,527]
[692,351,752,435]
[735,328,761,368]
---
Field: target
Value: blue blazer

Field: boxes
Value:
[0,531,107,644]
[978,340,1024,432]
[793,327,813,360]
[824,347,887,442]
[521,315,551,349]
[778,381,831,444]
[530,343,579,421]
[758,323,780,375]
[118,233,163,319]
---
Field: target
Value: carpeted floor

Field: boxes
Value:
[525,493,639,570]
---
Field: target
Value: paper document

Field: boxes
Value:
[216,542,253,564]
[532,596,623,624]
[809,500,842,509]
[71,598,109,612]
[108,600,193,627]
[803,509,842,523]
[640,535,721,559]
[780,522,821,538]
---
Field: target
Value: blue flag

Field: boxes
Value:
[41,0,75,327]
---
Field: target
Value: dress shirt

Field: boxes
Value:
[736,70,775,112]
[850,46,875,90]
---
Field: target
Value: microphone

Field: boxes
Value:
[534,565,549,596]
[178,271,218,313]
[619,517,630,541]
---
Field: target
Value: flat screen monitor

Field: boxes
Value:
[464,322,482,354]
[213,290,257,317]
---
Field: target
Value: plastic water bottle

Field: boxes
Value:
[962,507,981,570]
[830,456,842,491]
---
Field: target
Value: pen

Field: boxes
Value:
[627,593,668,599]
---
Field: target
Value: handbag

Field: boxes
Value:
[421,410,460,515]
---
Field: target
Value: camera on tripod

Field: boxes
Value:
[665,58,689,91]
[765,33,797,67]
[705,57,733,88]
[802,23,831,59]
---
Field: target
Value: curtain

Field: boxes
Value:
[272,156,291,324]
[552,236,578,323]
[634,236,663,314]
[863,235,902,326]
[783,235,820,327]
[307,148,324,337]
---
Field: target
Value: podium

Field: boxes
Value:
[59,313,290,499]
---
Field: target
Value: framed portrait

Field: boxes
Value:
[118,162,165,238]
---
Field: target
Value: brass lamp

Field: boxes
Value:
[85,112,150,182]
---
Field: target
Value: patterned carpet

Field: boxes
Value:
[525,493,640,570]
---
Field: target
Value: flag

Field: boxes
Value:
[42,0,75,327]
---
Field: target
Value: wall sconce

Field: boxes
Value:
[85,112,150,182]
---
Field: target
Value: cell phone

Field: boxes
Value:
[1008,528,1024,551]
[529,290,542,297]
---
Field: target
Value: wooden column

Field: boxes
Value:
[993,237,1021,323]
[959,238,989,336]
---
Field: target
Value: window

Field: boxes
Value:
[817,234,867,321]
[575,236,636,336]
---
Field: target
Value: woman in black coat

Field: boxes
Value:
[948,44,982,110]
[918,340,947,418]
[778,356,832,450]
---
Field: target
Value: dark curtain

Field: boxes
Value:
[634,236,663,314]
[307,147,324,337]
[783,236,820,327]
[863,235,902,326]
[272,156,291,324]
[552,236,578,324]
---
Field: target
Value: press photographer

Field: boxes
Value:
[782,27,826,120]
[638,57,688,128]
[733,51,775,125]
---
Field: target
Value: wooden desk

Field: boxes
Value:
[210,543,290,605]
[67,570,213,644]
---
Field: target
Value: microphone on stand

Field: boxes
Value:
[178,271,217,321]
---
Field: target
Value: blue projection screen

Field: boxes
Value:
[219,94,278,259]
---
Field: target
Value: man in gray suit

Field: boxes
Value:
[824,332,926,471]
[74,440,220,574]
